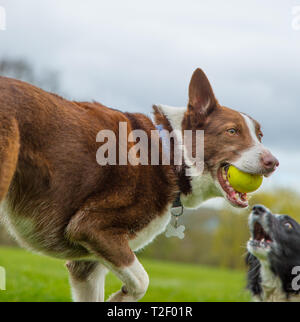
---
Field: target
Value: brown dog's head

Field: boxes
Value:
[153,69,279,208]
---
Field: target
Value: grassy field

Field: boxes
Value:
[0,247,250,302]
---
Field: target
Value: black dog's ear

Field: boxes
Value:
[246,253,263,298]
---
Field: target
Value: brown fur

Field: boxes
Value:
[190,106,256,172]
[0,69,276,302]
[66,260,98,282]
[0,76,177,267]
[153,69,263,181]
[180,69,262,177]
[0,116,19,201]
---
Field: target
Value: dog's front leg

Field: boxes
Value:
[106,256,149,302]
[66,209,149,302]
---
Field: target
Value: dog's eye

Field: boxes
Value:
[284,222,293,230]
[258,132,263,141]
[227,128,237,135]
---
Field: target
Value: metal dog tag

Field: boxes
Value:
[165,206,185,239]
[165,222,185,239]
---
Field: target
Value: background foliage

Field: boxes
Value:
[141,189,300,269]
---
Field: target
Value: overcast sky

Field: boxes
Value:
[0,0,299,199]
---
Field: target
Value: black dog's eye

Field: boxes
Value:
[227,128,237,135]
[284,222,293,230]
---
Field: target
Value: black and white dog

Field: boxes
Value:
[246,205,300,302]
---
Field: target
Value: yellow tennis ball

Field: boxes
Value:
[227,165,263,193]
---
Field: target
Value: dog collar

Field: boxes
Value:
[171,192,184,227]
[155,124,184,212]
[167,193,185,239]
[155,123,185,239]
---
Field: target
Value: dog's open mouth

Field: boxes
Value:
[250,222,273,249]
[217,164,248,208]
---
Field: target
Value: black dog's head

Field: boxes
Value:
[246,205,300,301]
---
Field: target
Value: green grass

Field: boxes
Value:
[0,247,251,302]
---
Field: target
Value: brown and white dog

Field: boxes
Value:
[0,69,278,302]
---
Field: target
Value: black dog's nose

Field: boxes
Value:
[252,205,266,215]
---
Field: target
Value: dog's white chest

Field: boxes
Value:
[129,210,171,251]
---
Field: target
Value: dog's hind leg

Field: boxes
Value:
[66,261,108,302]
[0,116,19,202]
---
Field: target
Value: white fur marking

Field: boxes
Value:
[154,104,222,209]
[107,257,149,302]
[241,114,260,144]
[155,105,186,133]
[70,263,108,302]
[181,173,221,208]
[129,210,171,251]
[259,261,290,302]
[232,114,267,174]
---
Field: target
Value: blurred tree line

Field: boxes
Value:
[0,57,61,93]
[141,189,300,269]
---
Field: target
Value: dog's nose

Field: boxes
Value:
[252,205,266,216]
[261,151,279,172]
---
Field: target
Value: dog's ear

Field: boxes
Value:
[188,69,218,127]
